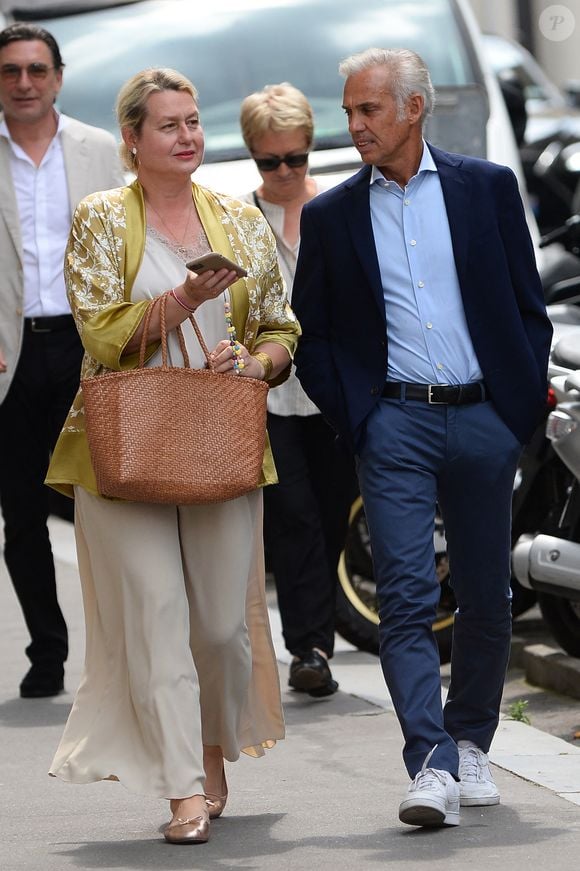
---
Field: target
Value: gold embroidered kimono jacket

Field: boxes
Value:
[46,179,300,498]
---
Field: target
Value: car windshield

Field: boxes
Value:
[39,0,479,162]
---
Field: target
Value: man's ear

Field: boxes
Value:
[407,94,424,125]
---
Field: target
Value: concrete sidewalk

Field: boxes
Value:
[1,518,579,870]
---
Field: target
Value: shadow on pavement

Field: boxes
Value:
[48,805,570,870]
[0,696,72,728]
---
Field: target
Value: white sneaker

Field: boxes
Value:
[458,741,500,806]
[399,747,460,827]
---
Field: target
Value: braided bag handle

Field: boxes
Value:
[137,293,214,371]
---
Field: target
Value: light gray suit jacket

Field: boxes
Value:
[0,114,125,403]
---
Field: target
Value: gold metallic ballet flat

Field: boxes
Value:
[163,813,210,845]
[205,770,228,820]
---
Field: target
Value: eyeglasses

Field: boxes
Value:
[0,63,56,83]
[253,152,309,172]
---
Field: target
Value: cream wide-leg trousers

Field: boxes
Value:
[49,487,284,799]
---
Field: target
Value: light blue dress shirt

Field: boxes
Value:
[369,143,483,385]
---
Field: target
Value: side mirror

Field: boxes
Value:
[497,72,527,146]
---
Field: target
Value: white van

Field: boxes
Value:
[30,0,529,210]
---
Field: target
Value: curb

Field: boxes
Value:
[511,632,580,700]
[524,642,580,700]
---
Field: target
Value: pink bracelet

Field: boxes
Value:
[169,287,197,313]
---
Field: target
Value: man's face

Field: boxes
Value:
[0,39,62,126]
[342,65,422,173]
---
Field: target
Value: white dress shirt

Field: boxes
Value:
[0,113,72,317]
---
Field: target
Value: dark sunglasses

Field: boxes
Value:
[0,62,56,83]
[253,152,309,172]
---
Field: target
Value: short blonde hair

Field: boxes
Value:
[116,67,198,171]
[240,82,314,152]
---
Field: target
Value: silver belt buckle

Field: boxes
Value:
[428,383,448,404]
[30,318,51,333]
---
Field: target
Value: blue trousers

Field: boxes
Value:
[356,397,522,779]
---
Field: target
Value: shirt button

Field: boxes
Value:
[426,322,433,329]
[370,386,380,396]
[417,281,425,288]
[437,363,444,370]
[404,198,411,206]
[410,240,417,246]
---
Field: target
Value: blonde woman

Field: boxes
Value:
[46,68,300,846]
[239,84,356,700]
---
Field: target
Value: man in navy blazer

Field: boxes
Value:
[292,48,552,829]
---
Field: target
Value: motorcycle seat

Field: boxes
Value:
[552,334,580,370]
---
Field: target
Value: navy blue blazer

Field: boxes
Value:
[292,144,553,450]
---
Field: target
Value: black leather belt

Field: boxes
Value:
[382,381,487,405]
[24,315,75,333]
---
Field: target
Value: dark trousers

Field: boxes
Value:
[357,398,521,778]
[264,412,356,659]
[0,321,83,672]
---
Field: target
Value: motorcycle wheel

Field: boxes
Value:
[537,592,580,658]
[335,497,455,664]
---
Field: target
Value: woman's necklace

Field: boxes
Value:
[146,199,194,258]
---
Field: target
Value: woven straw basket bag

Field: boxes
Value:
[82,293,269,504]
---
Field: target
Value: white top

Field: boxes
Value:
[134,227,227,372]
[240,187,321,417]
[0,113,72,317]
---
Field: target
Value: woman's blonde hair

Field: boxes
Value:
[116,67,199,171]
[240,82,314,152]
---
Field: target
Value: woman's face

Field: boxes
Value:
[129,88,204,179]
[251,127,310,201]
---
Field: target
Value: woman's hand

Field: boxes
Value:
[209,339,266,379]
[124,267,241,355]
[179,266,239,311]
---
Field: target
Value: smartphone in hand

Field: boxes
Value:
[186,252,247,278]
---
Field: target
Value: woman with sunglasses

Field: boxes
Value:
[239,83,356,700]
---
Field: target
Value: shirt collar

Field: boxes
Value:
[370,139,437,187]
[0,109,69,142]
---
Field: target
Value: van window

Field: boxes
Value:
[39,0,481,162]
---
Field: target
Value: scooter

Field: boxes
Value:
[512,338,580,657]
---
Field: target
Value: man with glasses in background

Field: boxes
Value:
[0,23,124,698]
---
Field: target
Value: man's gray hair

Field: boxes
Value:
[339,47,435,125]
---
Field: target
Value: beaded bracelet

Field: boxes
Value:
[252,351,274,381]
[169,287,197,314]
[223,298,245,374]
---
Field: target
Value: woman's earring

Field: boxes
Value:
[131,146,137,156]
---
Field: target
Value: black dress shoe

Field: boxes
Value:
[288,650,338,696]
[307,678,339,698]
[20,665,65,699]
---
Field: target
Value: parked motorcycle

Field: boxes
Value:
[530,138,580,235]
[512,335,580,657]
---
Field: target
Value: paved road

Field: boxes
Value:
[1,518,580,870]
